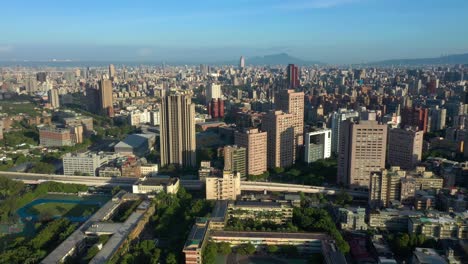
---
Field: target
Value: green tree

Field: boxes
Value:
[203,242,218,264]
[267,245,279,254]
[166,252,177,264]
[273,167,285,174]
[217,242,232,255]
[335,189,353,206]
[29,162,55,174]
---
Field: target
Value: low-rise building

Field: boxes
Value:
[205,170,241,200]
[227,200,293,224]
[182,218,210,264]
[368,209,424,232]
[39,126,74,147]
[210,231,327,253]
[63,152,119,176]
[412,248,448,264]
[140,164,158,177]
[132,177,179,194]
[409,214,468,240]
[337,207,367,231]
[114,133,156,157]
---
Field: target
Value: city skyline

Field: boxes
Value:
[1,0,468,64]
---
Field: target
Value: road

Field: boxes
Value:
[0,171,367,197]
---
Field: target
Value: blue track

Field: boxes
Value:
[17,198,104,222]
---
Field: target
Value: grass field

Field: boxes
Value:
[26,202,99,218]
[0,101,38,116]
[18,194,111,222]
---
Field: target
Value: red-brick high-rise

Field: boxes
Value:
[208,98,224,119]
[287,64,299,89]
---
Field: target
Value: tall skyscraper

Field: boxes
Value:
[98,79,114,117]
[262,110,295,169]
[287,64,299,89]
[109,64,116,79]
[276,89,305,159]
[330,109,360,154]
[239,56,245,69]
[388,127,424,170]
[48,88,60,109]
[224,145,247,178]
[160,93,196,168]
[234,128,267,176]
[206,83,222,103]
[338,120,388,188]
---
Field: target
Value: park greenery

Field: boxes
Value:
[0,177,87,222]
[387,233,436,258]
[111,200,142,222]
[293,207,350,254]
[203,242,232,264]
[0,218,76,264]
[115,188,214,264]
[225,217,298,232]
[266,159,338,185]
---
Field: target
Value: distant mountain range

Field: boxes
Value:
[242,53,323,66]
[368,53,468,66]
[2,52,468,67]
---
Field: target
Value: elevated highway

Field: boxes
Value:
[0,171,367,198]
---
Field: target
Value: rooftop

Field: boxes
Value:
[232,200,284,208]
[211,231,329,240]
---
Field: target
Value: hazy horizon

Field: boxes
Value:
[1,0,468,64]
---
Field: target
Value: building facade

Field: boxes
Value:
[388,127,424,170]
[262,110,295,169]
[305,129,332,163]
[160,93,197,168]
[234,128,267,176]
[338,120,388,188]
[205,171,241,200]
[223,145,247,178]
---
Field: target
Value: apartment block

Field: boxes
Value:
[262,110,295,168]
[388,127,423,169]
[205,171,241,200]
[234,128,267,175]
[223,145,247,178]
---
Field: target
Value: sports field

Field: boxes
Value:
[17,194,110,222]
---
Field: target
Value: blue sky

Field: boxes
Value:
[1,0,468,63]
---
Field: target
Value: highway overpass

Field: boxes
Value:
[0,171,367,198]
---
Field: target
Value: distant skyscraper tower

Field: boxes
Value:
[109,64,116,79]
[287,64,299,89]
[48,88,60,109]
[160,93,196,168]
[98,79,114,117]
[239,56,245,69]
